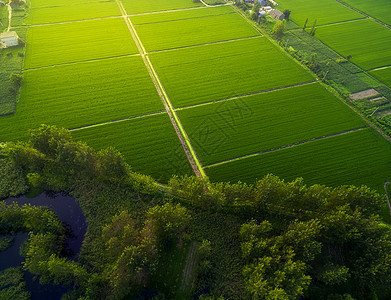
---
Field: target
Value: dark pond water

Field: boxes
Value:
[0,192,87,300]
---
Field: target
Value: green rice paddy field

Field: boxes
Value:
[0,0,390,188]
[178,83,366,165]
[71,114,193,182]
[26,2,121,25]
[24,18,137,68]
[130,6,233,24]
[277,0,363,26]
[340,0,391,25]
[206,128,391,192]
[0,56,163,141]
[315,19,391,71]
[30,0,109,9]
[135,12,260,51]
[122,0,202,15]
[370,68,391,88]
[150,37,314,107]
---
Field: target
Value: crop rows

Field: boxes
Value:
[24,18,137,69]
[339,0,391,26]
[71,113,193,182]
[149,37,314,107]
[178,83,366,165]
[121,0,202,15]
[206,128,391,193]
[135,11,260,52]
[315,19,391,70]
[0,56,163,142]
[26,2,121,25]
[130,6,233,25]
[31,0,108,9]
[277,0,363,26]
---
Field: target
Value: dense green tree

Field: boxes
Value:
[98,147,129,181]
[283,9,291,21]
[272,20,286,39]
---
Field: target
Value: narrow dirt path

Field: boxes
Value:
[116,0,205,178]
[204,127,368,168]
[385,182,391,216]
[7,3,11,31]
[180,242,198,291]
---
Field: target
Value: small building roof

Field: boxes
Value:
[0,31,19,39]
[270,9,285,20]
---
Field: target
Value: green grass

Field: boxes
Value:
[206,128,391,193]
[178,83,366,165]
[26,2,121,25]
[24,18,137,68]
[71,113,194,182]
[121,0,203,15]
[149,242,192,299]
[31,0,109,9]
[339,0,391,26]
[277,0,364,26]
[130,5,233,25]
[150,37,314,107]
[0,56,163,141]
[0,47,24,116]
[315,19,391,70]
[135,12,260,52]
[369,67,391,88]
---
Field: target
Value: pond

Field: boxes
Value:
[0,192,87,299]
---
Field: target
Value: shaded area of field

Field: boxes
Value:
[178,83,366,165]
[71,114,193,182]
[0,56,163,141]
[122,0,202,15]
[24,18,138,68]
[150,37,314,107]
[277,0,363,26]
[370,67,391,89]
[26,1,121,25]
[339,0,391,26]
[130,5,233,25]
[206,128,391,193]
[315,19,391,70]
[135,12,259,51]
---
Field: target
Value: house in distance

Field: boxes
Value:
[270,9,285,21]
[0,31,19,48]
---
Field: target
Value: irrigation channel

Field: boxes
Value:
[0,192,87,299]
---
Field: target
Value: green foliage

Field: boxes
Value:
[0,237,13,251]
[9,73,23,87]
[0,157,28,199]
[272,20,285,39]
[147,203,191,244]
[98,147,129,182]
[283,9,291,21]
[0,267,29,300]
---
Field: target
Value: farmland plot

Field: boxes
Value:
[24,18,138,68]
[130,6,233,25]
[31,0,109,9]
[206,128,391,193]
[339,0,391,26]
[315,19,391,70]
[178,83,366,165]
[277,0,363,26]
[0,56,163,142]
[26,2,121,25]
[71,114,193,182]
[135,13,260,52]
[149,37,314,107]
[122,0,202,15]
[370,67,391,88]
